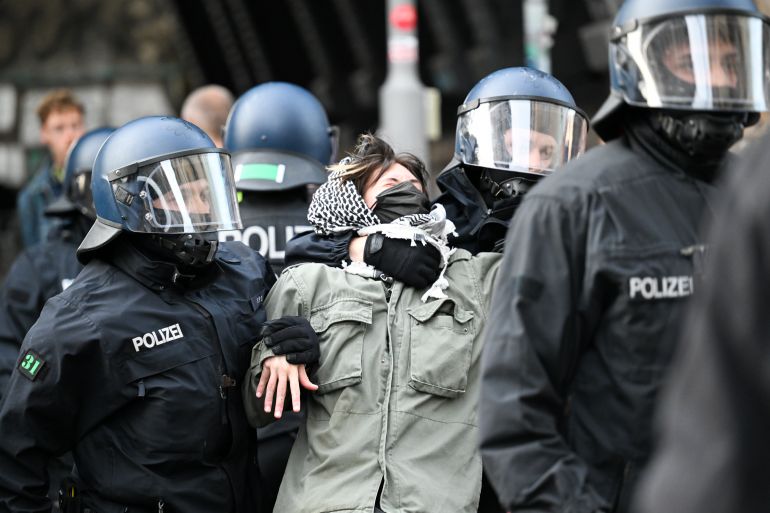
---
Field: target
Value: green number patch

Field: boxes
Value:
[18,350,46,381]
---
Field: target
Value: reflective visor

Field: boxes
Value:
[456,99,589,174]
[111,152,242,234]
[69,171,95,218]
[614,14,770,111]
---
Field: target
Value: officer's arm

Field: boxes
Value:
[284,231,354,268]
[479,195,609,513]
[0,297,109,511]
[0,250,48,396]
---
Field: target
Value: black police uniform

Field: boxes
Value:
[634,133,770,513]
[433,162,522,254]
[0,238,274,513]
[0,225,83,396]
[479,127,717,513]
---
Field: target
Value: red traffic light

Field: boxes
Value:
[389,4,417,31]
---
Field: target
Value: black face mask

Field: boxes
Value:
[652,110,747,161]
[371,181,430,223]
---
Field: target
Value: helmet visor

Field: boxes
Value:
[457,99,588,174]
[112,152,242,234]
[69,171,95,219]
[614,14,770,111]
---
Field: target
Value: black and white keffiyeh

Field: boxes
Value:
[307,169,456,301]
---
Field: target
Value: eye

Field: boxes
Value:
[539,145,555,161]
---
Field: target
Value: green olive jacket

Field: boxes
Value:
[243,249,501,513]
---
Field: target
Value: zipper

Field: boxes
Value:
[187,300,232,425]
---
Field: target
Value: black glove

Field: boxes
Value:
[363,233,441,288]
[259,316,320,365]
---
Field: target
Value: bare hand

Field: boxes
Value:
[256,356,318,418]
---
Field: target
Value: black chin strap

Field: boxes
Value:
[651,111,747,160]
[479,171,535,201]
[149,233,219,269]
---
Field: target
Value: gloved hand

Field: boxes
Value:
[363,233,441,288]
[259,316,320,365]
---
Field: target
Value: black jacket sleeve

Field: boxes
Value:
[634,159,770,513]
[284,231,353,269]
[479,193,609,513]
[0,250,48,397]
[0,296,112,512]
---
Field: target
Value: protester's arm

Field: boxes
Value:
[243,271,317,427]
[479,194,609,513]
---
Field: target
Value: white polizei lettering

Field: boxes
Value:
[628,276,694,300]
[242,225,269,256]
[131,323,185,352]
[268,226,284,260]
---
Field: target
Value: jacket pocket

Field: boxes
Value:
[309,297,372,394]
[407,297,475,398]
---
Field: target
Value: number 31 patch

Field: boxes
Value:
[18,350,47,381]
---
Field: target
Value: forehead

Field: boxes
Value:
[44,107,83,124]
[376,163,419,182]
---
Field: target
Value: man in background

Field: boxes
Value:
[17,89,85,248]
[181,84,234,147]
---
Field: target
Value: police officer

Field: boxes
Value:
[478,1,770,512]
[436,66,588,253]
[284,68,588,277]
[0,116,317,512]
[221,82,336,275]
[633,120,770,513]
[0,127,114,397]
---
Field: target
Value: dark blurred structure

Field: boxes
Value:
[0,0,624,278]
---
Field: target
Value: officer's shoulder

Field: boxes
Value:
[216,241,268,268]
[54,259,117,307]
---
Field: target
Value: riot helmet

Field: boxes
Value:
[78,116,241,266]
[224,82,336,193]
[593,0,770,141]
[455,67,589,177]
[46,127,115,220]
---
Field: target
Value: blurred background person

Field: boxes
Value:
[479,0,770,512]
[17,90,85,248]
[180,84,234,147]
[0,126,113,398]
[0,126,112,511]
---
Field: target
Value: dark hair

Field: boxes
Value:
[37,89,85,125]
[329,133,428,195]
